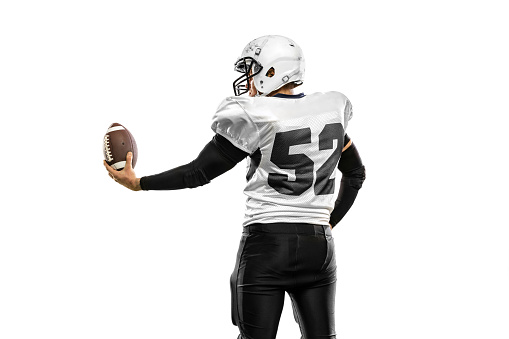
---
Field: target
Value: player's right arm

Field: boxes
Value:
[139,134,248,190]
[140,97,255,190]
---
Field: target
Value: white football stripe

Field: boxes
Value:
[111,161,126,170]
[107,126,125,133]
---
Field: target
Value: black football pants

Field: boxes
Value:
[230,223,337,339]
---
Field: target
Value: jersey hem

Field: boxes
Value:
[243,216,330,227]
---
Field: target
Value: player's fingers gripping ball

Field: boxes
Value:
[103,122,138,170]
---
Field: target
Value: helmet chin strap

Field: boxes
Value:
[251,83,264,97]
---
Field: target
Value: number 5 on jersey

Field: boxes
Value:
[268,123,344,196]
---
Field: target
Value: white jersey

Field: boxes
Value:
[211,92,353,226]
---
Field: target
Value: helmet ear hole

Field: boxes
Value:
[266,67,275,78]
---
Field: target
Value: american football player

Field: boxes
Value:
[104,35,365,339]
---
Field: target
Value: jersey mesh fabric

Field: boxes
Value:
[211,92,352,226]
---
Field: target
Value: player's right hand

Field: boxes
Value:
[104,152,141,191]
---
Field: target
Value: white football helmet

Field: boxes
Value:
[233,35,305,96]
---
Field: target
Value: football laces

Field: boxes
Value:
[104,134,113,162]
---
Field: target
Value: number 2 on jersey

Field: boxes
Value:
[268,123,344,196]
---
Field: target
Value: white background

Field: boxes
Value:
[1,1,508,338]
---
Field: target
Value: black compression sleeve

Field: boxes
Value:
[344,133,351,147]
[139,134,248,190]
[329,141,366,227]
[212,134,249,163]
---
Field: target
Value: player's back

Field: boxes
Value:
[212,91,352,226]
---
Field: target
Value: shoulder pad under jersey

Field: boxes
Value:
[326,91,353,122]
[211,97,260,154]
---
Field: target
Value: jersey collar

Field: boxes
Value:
[272,93,305,99]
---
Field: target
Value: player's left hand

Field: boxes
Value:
[103,152,141,191]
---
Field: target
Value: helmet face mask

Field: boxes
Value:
[233,57,263,96]
[232,35,305,97]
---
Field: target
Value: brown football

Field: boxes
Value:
[103,123,138,170]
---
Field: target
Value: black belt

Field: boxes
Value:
[244,222,331,235]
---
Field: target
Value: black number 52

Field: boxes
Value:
[268,123,344,196]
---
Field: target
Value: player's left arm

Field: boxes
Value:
[329,134,366,228]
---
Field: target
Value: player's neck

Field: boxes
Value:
[268,87,294,97]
